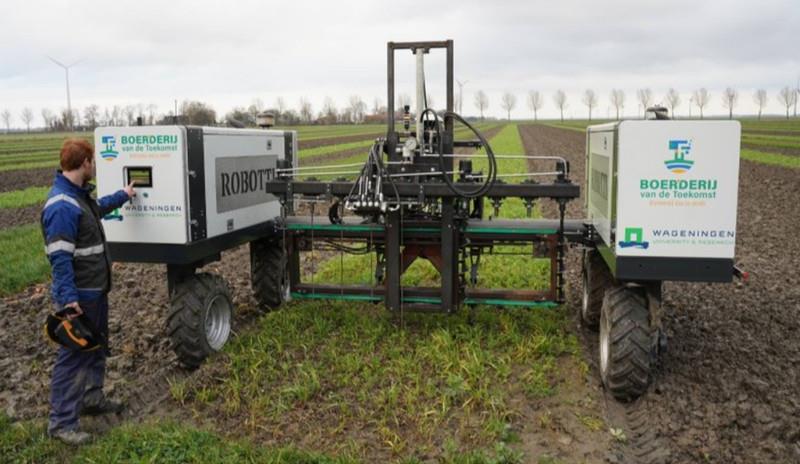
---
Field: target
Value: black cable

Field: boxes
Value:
[419,108,497,199]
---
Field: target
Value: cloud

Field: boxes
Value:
[0,0,797,127]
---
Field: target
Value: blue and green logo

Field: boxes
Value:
[618,227,649,249]
[664,139,693,174]
[100,136,118,161]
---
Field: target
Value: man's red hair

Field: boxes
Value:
[60,139,94,171]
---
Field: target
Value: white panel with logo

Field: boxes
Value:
[95,126,189,244]
[615,121,741,259]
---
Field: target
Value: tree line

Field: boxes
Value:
[495,85,799,122]
[1,84,798,133]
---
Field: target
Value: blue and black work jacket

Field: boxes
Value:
[40,173,130,306]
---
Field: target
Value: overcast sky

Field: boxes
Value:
[1,0,798,127]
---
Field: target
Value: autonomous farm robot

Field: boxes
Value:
[95,40,741,401]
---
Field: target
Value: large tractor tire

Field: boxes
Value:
[581,248,613,329]
[250,237,288,312]
[167,273,233,368]
[599,285,653,402]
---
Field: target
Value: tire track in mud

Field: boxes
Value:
[518,123,669,464]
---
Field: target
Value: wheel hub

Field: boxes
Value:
[599,310,610,380]
[204,295,231,351]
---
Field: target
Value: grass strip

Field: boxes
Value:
[0,186,49,209]
[0,414,359,464]
[0,224,50,296]
[198,300,572,458]
[740,149,800,169]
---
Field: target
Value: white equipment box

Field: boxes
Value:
[94,126,297,263]
[586,120,741,281]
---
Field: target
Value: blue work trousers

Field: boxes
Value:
[48,295,108,434]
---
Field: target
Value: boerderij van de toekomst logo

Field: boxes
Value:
[100,136,118,161]
[639,138,719,200]
[664,140,693,174]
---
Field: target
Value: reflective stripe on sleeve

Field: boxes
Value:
[45,240,76,255]
[73,244,105,257]
[43,194,81,210]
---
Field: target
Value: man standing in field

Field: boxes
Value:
[41,139,136,445]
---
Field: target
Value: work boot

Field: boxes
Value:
[50,429,92,445]
[80,396,125,416]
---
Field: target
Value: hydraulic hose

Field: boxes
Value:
[419,108,497,198]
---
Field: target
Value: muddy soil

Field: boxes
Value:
[0,168,54,193]
[519,123,800,463]
[0,245,262,421]
[0,205,40,229]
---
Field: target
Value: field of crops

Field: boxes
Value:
[2,119,799,463]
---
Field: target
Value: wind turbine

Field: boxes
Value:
[456,79,468,114]
[47,56,82,131]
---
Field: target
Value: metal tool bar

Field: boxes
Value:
[267,180,580,199]
[277,162,367,172]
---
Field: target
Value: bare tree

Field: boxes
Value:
[299,98,313,123]
[636,88,653,117]
[527,90,543,121]
[665,88,681,118]
[777,86,796,119]
[372,97,382,116]
[582,89,598,121]
[692,88,710,119]
[111,106,121,126]
[795,76,799,117]
[83,104,99,129]
[42,108,53,131]
[180,101,217,125]
[123,105,136,126]
[1,109,12,133]
[474,90,489,121]
[147,104,158,125]
[721,87,738,119]
[274,97,286,122]
[351,96,368,123]
[322,97,337,123]
[500,92,517,120]
[553,90,568,122]
[21,107,34,132]
[610,89,625,120]
[753,89,768,120]
[247,98,264,123]
[397,93,411,111]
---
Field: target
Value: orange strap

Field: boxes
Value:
[62,321,89,347]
